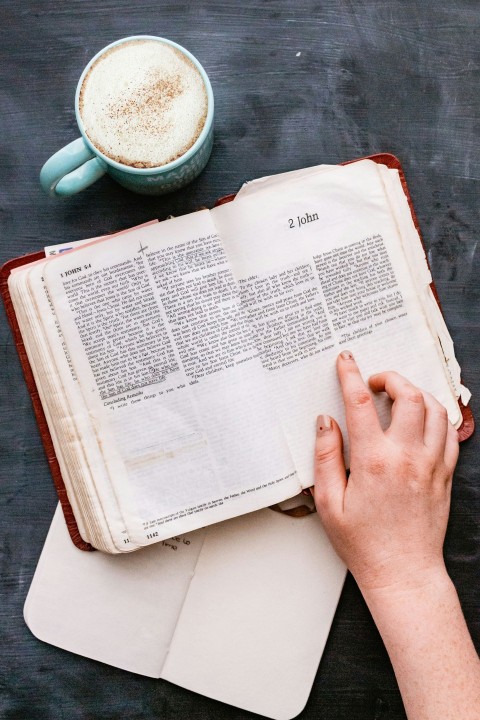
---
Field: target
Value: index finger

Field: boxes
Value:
[337,351,383,445]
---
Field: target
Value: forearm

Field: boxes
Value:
[360,568,480,720]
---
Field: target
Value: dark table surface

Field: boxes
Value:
[1,2,478,719]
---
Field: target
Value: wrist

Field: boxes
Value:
[358,563,456,630]
[352,554,451,600]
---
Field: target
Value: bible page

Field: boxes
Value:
[238,161,470,405]
[211,159,461,484]
[376,163,471,406]
[25,261,129,552]
[44,211,300,550]
[8,263,91,544]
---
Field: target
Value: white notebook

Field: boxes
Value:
[25,500,346,720]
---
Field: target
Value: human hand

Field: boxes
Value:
[313,350,459,597]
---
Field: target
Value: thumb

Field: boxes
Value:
[313,415,347,522]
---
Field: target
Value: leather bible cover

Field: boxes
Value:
[0,153,474,551]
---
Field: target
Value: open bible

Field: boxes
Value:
[3,155,472,553]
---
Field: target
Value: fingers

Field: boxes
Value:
[421,390,458,471]
[333,352,458,482]
[369,371,426,444]
[369,370,459,472]
[313,414,347,520]
[444,421,460,472]
[420,389,449,453]
[336,351,383,446]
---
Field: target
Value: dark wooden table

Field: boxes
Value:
[1,2,478,719]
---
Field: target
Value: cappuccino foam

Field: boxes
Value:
[79,39,208,168]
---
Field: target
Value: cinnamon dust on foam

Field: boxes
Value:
[79,40,208,168]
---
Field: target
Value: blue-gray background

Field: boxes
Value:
[1,2,478,719]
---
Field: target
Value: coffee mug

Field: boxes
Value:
[40,36,214,197]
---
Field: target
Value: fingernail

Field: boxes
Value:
[316,415,332,435]
[340,350,354,361]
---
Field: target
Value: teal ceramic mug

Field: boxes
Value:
[40,36,214,197]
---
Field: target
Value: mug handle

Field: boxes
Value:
[40,138,107,197]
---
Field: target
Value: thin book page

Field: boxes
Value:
[8,222,161,552]
[376,164,470,405]
[240,161,469,407]
[9,261,128,552]
[25,261,129,552]
[8,266,90,544]
[235,163,336,198]
[44,211,301,549]
[211,159,461,478]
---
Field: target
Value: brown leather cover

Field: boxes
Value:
[0,153,474,551]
